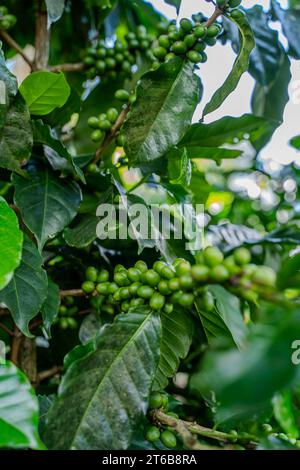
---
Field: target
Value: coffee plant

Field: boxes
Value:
[0,0,300,452]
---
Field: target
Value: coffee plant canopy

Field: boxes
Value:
[0,0,300,451]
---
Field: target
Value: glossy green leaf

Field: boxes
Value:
[152,308,193,391]
[63,214,99,248]
[32,119,84,182]
[41,277,60,338]
[290,135,300,149]
[43,308,161,450]
[277,252,300,290]
[272,391,299,438]
[251,53,291,150]
[123,58,200,165]
[19,71,70,116]
[0,197,23,291]
[180,114,273,149]
[169,148,192,189]
[185,147,241,160]
[164,0,181,12]
[0,238,47,336]
[0,361,43,449]
[45,0,65,26]
[13,161,82,252]
[196,285,247,350]
[203,13,255,117]
[190,311,300,424]
[272,0,300,59]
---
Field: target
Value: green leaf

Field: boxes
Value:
[169,148,192,189]
[185,147,241,161]
[43,308,161,450]
[272,0,300,59]
[190,310,300,424]
[164,0,181,12]
[0,197,23,291]
[251,52,291,150]
[123,58,200,166]
[45,0,65,26]
[0,93,33,172]
[0,361,43,449]
[0,238,48,336]
[196,285,247,350]
[203,13,255,117]
[41,277,60,338]
[19,71,70,116]
[63,214,99,248]
[12,161,82,252]
[32,119,85,182]
[180,114,273,149]
[277,252,300,290]
[79,313,103,345]
[152,308,193,391]
[224,6,283,86]
[272,391,299,439]
[0,49,32,171]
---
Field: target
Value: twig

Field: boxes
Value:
[34,0,50,70]
[0,308,9,317]
[37,365,62,382]
[0,29,33,68]
[93,107,130,164]
[49,62,85,73]
[153,410,257,447]
[60,289,86,298]
[10,327,23,366]
[0,322,14,337]
[205,7,223,28]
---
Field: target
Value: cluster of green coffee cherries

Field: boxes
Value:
[145,392,177,448]
[86,88,134,150]
[83,25,154,80]
[81,247,276,316]
[151,16,221,68]
[0,6,16,30]
[54,296,78,330]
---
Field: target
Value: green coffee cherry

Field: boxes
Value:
[180,18,193,32]
[129,281,142,296]
[96,282,110,295]
[203,246,224,267]
[87,116,100,129]
[135,260,148,272]
[106,108,119,123]
[230,9,245,19]
[178,293,194,307]
[145,426,160,442]
[205,37,217,46]
[59,305,67,316]
[171,41,187,55]
[191,264,209,282]
[199,291,215,312]
[252,266,276,287]
[161,266,175,280]
[145,269,161,287]
[158,280,171,295]
[210,265,229,282]
[164,303,174,314]
[65,296,75,306]
[82,281,95,294]
[130,297,145,307]
[97,269,110,283]
[127,267,141,282]
[165,52,176,61]
[67,318,78,329]
[160,430,177,448]
[234,247,251,265]
[194,25,207,39]
[115,89,130,102]
[137,285,154,299]
[150,292,165,311]
[179,275,194,290]
[187,50,202,63]
[206,25,221,38]
[168,277,180,291]
[175,260,191,276]
[87,163,98,173]
[158,35,170,49]
[149,392,163,409]
[98,119,112,131]
[153,46,168,59]
[114,271,129,286]
[86,266,98,282]
[184,34,197,48]
[229,0,242,6]
[217,0,228,8]
[91,130,103,142]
